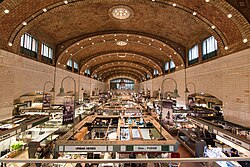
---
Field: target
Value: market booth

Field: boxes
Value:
[56,115,178,167]
[0,115,49,167]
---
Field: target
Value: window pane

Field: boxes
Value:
[202,36,217,55]
[21,33,38,53]
[41,43,53,59]
[189,44,199,61]
[20,35,24,47]
[74,62,78,69]
[49,48,53,59]
[170,60,175,68]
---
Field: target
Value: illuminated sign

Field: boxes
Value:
[64,146,107,152]
[134,146,161,152]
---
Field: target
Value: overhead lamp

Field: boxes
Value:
[22,22,27,26]
[42,8,47,12]
[243,39,248,43]
[193,12,197,16]
[172,89,181,98]
[64,0,68,4]
[224,46,228,50]
[8,42,12,46]
[211,25,216,29]
[57,88,67,96]
[173,3,177,7]
[4,9,9,14]
[50,87,55,93]
[227,14,232,18]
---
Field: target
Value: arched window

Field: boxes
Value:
[67,58,73,70]
[73,62,78,73]
[93,73,97,79]
[188,44,199,65]
[202,36,217,60]
[84,68,90,76]
[165,62,169,72]
[153,69,159,77]
[170,60,175,72]
[20,33,38,58]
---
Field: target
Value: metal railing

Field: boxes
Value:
[0,157,249,163]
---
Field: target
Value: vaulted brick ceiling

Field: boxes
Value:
[0,0,249,82]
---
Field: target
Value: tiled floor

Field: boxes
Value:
[177,144,203,167]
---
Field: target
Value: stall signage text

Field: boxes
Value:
[134,146,161,152]
[64,146,107,152]
[218,132,250,150]
[0,131,16,141]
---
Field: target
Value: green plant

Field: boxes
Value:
[11,142,23,150]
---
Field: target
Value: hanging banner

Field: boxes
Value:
[162,100,173,125]
[63,97,74,125]
[42,94,51,108]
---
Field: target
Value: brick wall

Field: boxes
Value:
[141,48,250,127]
[0,49,104,120]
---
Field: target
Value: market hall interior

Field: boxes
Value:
[0,0,250,127]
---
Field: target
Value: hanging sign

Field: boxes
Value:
[62,97,74,125]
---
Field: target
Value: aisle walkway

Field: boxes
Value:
[177,144,203,167]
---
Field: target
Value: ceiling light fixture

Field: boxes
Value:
[227,14,232,18]
[205,0,209,2]
[42,8,47,12]
[4,9,9,14]
[243,39,248,43]
[224,46,228,50]
[109,5,133,20]
[211,25,216,29]
[193,12,197,16]
[117,41,128,46]
[64,0,68,4]
[65,50,68,53]
[22,22,27,26]
[173,3,177,7]
[8,42,12,46]
[119,55,126,58]
[77,43,79,45]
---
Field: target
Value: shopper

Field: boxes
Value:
[224,151,230,157]
[35,146,44,167]
[75,163,82,167]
